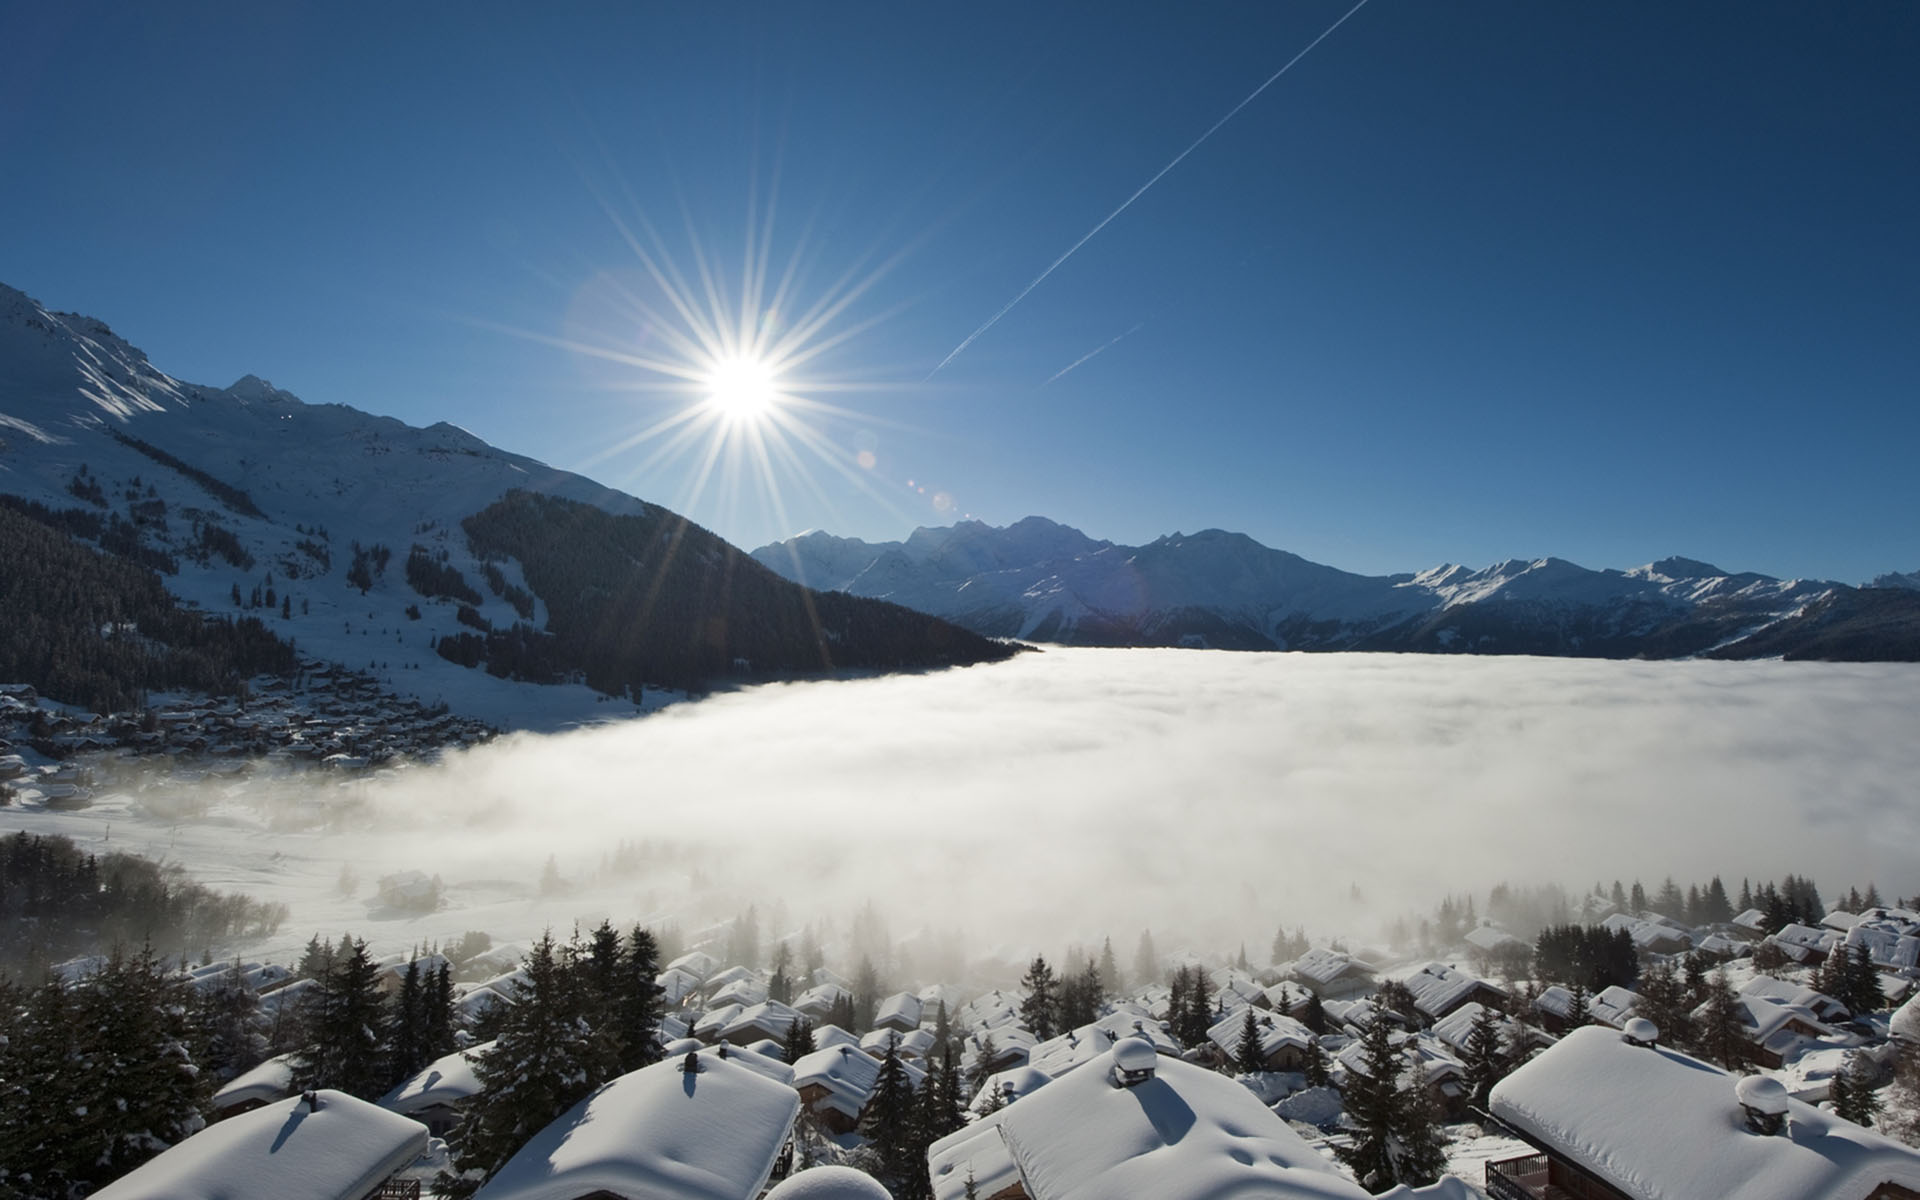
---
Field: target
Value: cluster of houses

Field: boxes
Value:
[65,892,1920,1200]
[0,668,495,806]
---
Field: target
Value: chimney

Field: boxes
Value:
[1735,1075,1789,1136]
[1112,1036,1158,1089]
[302,1090,320,1112]
[1621,1018,1659,1048]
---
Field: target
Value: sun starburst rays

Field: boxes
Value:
[532,171,939,544]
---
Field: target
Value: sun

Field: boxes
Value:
[702,354,780,423]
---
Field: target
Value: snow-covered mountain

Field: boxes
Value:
[754,520,1920,659]
[1869,569,1920,592]
[0,283,1009,727]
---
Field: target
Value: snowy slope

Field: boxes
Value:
[754,519,1855,656]
[0,282,664,728]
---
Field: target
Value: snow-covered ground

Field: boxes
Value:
[5,649,1919,969]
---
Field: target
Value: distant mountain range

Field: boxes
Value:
[753,519,1920,661]
[0,282,1013,722]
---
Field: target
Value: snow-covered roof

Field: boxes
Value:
[811,1022,859,1051]
[472,1050,800,1200]
[1429,1002,1518,1055]
[1399,962,1504,1019]
[380,1041,491,1114]
[92,1090,427,1200]
[972,1064,1053,1115]
[875,990,924,1029]
[1491,1025,1920,1200]
[794,982,851,1015]
[721,999,803,1044]
[793,1044,884,1119]
[928,1045,1369,1200]
[667,949,719,981]
[210,1052,296,1111]
[1027,1024,1115,1079]
[1090,1010,1180,1054]
[1464,924,1527,953]
[1893,994,1920,1044]
[1741,976,1849,1024]
[765,1165,893,1200]
[1204,1007,1314,1060]
[1289,947,1374,987]
[1733,909,1771,933]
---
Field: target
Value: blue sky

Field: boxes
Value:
[4,2,1916,582]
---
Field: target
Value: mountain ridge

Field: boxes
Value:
[0,282,1016,728]
[752,519,1920,661]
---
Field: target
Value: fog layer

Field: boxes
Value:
[13,650,1915,966]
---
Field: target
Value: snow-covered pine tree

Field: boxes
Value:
[440,932,619,1197]
[1831,1050,1882,1126]
[1019,956,1059,1040]
[293,936,389,1099]
[70,947,211,1186]
[1694,968,1749,1071]
[199,957,267,1082]
[1334,1013,1400,1187]
[1632,957,1692,1048]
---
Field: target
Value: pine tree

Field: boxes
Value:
[441,933,620,1197]
[1705,876,1733,923]
[1334,1011,1445,1191]
[1099,937,1123,996]
[768,941,794,1005]
[1302,990,1329,1036]
[1235,1007,1265,1074]
[1304,1034,1332,1087]
[1463,1005,1507,1108]
[199,957,267,1082]
[1829,1050,1881,1126]
[1133,929,1158,986]
[784,1016,816,1064]
[0,978,91,1193]
[861,1034,918,1193]
[614,925,666,1073]
[1565,981,1590,1030]
[68,948,212,1186]
[1695,968,1749,1071]
[968,1032,999,1093]
[1682,952,1710,1009]
[389,957,428,1088]
[426,960,457,1061]
[1630,881,1648,914]
[854,955,882,1032]
[1020,956,1059,1040]
[294,936,389,1099]
[1845,944,1883,1015]
[1633,957,1692,1048]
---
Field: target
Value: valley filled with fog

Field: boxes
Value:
[8,648,1916,974]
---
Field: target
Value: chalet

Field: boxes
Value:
[1696,993,1838,1069]
[926,1039,1463,1200]
[380,1041,491,1138]
[1773,922,1841,964]
[1488,1023,1920,1200]
[791,1044,885,1134]
[1090,1011,1181,1056]
[794,982,852,1022]
[721,1000,804,1046]
[971,1065,1052,1116]
[1600,913,1693,956]
[1400,962,1508,1024]
[963,1026,1037,1078]
[860,1025,935,1061]
[471,1049,801,1200]
[1430,1001,1521,1058]
[693,1002,746,1042]
[873,990,924,1033]
[1892,995,1920,1045]
[655,966,703,1007]
[1204,1007,1315,1072]
[1026,1025,1115,1079]
[92,1090,428,1200]
[1288,948,1377,1001]
[1847,911,1920,976]
[1537,984,1637,1033]
[1741,975,1851,1026]
[209,1052,297,1117]
[810,1022,860,1051]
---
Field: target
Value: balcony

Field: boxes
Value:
[1485,1153,1550,1200]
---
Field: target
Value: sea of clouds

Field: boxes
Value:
[12,649,1916,972]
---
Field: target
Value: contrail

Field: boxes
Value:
[928,0,1372,379]
[1044,321,1146,385]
